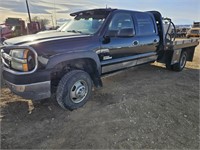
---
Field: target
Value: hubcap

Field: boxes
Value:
[70,80,88,103]
[76,86,86,98]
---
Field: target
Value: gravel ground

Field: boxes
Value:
[0,41,199,149]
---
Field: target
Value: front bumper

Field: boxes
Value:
[5,80,51,100]
[2,67,52,100]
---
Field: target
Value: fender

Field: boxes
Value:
[46,50,101,74]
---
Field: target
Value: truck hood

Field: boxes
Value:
[4,31,88,45]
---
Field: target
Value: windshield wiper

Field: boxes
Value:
[67,30,82,33]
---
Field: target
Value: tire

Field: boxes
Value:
[172,51,187,71]
[56,70,92,110]
[165,61,173,70]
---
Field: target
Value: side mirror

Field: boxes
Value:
[118,28,134,37]
[102,36,110,44]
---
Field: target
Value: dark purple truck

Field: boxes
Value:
[1,8,199,110]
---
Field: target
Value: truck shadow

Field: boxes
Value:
[1,98,64,121]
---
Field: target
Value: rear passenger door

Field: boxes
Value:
[133,12,159,54]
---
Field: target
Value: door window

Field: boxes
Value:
[108,13,135,37]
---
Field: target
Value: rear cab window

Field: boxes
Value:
[134,12,156,35]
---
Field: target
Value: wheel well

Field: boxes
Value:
[182,46,195,61]
[50,58,102,88]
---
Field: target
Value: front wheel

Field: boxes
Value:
[56,70,92,110]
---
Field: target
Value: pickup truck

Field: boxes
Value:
[1,8,199,110]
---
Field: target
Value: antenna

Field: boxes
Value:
[106,4,107,9]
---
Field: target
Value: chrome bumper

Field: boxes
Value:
[5,81,51,100]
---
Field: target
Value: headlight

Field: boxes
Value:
[9,49,35,72]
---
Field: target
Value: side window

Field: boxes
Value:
[108,13,135,37]
[135,13,156,35]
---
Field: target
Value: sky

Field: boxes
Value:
[0,0,199,26]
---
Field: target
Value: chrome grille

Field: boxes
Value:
[1,49,11,68]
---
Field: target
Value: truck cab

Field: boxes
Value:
[100,10,159,73]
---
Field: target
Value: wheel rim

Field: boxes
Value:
[180,54,187,69]
[70,80,88,103]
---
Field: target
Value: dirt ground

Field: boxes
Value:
[0,40,199,149]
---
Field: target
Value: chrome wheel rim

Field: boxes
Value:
[70,80,88,103]
[180,54,187,69]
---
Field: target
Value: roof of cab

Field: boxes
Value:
[70,8,159,17]
[70,8,117,16]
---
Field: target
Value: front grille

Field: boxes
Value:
[1,49,11,68]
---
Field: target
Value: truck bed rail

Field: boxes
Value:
[166,38,199,50]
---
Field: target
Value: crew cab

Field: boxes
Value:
[1,8,199,110]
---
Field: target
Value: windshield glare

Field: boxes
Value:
[60,16,106,34]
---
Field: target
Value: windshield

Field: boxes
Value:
[190,29,200,34]
[60,10,109,34]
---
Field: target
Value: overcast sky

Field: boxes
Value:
[0,0,199,25]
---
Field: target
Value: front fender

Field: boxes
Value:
[45,51,101,74]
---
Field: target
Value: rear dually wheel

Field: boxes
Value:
[165,51,188,71]
[173,51,187,71]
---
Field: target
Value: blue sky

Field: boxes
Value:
[0,0,199,25]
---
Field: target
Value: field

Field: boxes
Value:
[0,41,199,149]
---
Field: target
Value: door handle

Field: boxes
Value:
[133,40,139,46]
